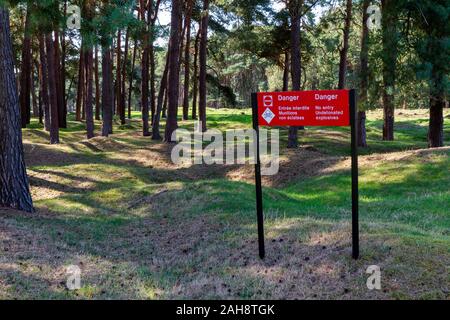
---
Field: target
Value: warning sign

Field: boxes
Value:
[257,90,350,127]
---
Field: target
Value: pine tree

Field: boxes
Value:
[0,5,34,213]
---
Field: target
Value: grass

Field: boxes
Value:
[0,108,449,300]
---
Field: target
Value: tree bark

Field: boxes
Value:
[358,0,370,148]
[198,0,210,133]
[428,67,445,148]
[164,0,183,142]
[183,0,193,121]
[101,45,113,137]
[75,47,85,121]
[381,0,396,141]
[19,8,32,128]
[141,0,151,136]
[149,13,157,123]
[38,35,50,131]
[338,0,352,89]
[192,27,200,120]
[0,7,34,213]
[85,48,95,139]
[116,30,124,124]
[128,39,137,119]
[287,0,303,148]
[283,51,290,91]
[45,34,60,144]
[152,50,169,140]
[95,45,101,121]
[121,28,129,122]
[31,62,38,118]
[54,30,66,128]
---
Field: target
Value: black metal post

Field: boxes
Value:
[349,89,359,259]
[251,92,265,259]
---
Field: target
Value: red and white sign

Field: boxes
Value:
[257,90,350,127]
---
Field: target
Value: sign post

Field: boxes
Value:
[251,93,265,259]
[251,89,359,260]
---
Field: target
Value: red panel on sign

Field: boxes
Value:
[257,90,350,127]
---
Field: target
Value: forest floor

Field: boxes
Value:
[0,108,449,300]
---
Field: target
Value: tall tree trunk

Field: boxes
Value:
[141,0,151,136]
[192,27,200,120]
[38,35,50,131]
[45,33,60,144]
[283,51,290,91]
[85,49,95,139]
[128,39,137,119]
[358,0,370,148]
[101,45,113,137]
[121,28,129,122]
[36,59,43,124]
[0,7,34,213]
[183,0,193,121]
[31,62,38,118]
[338,0,352,89]
[381,0,396,141]
[149,17,157,124]
[152,50,170,140]
[95,45,101,121]
[287,0,303,148]
[75,47,85,121]
[19,8,32,128]
[61,1,67,121]
[164,0,182,142]
[54,30,66,128]
[428,67,445,148]
[198,0,210,133]
[116,30,124,124]
[162,81,168,118]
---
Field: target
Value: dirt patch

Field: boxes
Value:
[226,148,346,187]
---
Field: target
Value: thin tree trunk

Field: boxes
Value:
[162,83,168,119]
[38,35,50,131]
[36,59,43,124]
[19,8,32,128]
[183,0,193,120]
[152,50,169,140]
[358,0,370,148]
[45,33,60,144]
[150,20,157,123]
[141,0,151,136]
[338,0,352,89]
[0,7,34,213]
[54,30,66,128]
[121,28,129,122]
[128,39,137,119]
[85,49,95,139]
[192,27,200,120]
[164,0,182,142]
[95,45,101,120]
[101,45,113,137]
[61,1,67,121]
[283,51,289,91]
[116,30,124,124]
[198,0,210,133]
[75,47,85,121]
[381,0,396,141]
[31,62,38,118]
[287,0,303,148]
